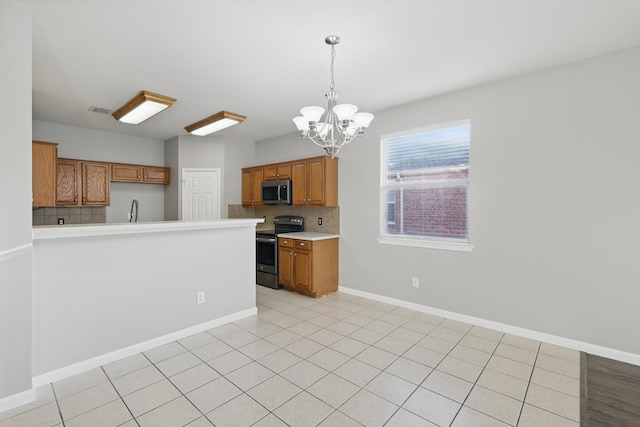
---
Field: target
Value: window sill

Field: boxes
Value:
[377,236,473,252]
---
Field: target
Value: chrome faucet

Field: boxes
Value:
[129,199,139,223]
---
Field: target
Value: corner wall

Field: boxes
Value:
[256,46,640,362]
[337,46,640,360]
[163,134,254,220]
[0,0,34,406]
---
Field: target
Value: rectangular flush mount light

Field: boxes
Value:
[112,90,176,124]
[185,111,246,136]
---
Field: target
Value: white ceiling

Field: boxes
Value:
[14,0,640,143]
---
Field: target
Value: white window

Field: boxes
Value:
[379,120,472,251]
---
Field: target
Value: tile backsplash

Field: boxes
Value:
[33,207,106,226]
[228,204,339,234]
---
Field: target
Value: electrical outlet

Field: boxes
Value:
[412,277,419,288]
[197,291,205,304]
[318,217,323,226]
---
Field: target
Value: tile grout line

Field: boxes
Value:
[49,383,66,427]
[152,339,221,425]
[420,324,483,425]
[513,340,541,426]
[99,365,139,427]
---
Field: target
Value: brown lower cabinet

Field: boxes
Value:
[278,237,338,298]
[57,159,110,206]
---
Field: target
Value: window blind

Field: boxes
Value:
[381,120,470,243]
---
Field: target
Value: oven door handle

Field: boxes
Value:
[256,237,277,243]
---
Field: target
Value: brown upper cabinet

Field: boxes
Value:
[291,156,338,206]
[243,156,338,207]
[57,159,110,206]
[32,141,58,207]
[111,163,170,184]
[241,167,264,206]
[264,162,292,181]
[32,140,170,207]
[111,164,142,182]
[142,166,170,184]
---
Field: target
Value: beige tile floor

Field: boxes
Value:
[0,286,581,426]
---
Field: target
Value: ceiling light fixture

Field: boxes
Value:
[293,35,374,158]
[112,90,176,124]
[185,111,247,136]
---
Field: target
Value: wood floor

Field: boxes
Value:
[581,353,640,426]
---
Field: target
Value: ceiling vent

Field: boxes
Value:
[88,105,113,114]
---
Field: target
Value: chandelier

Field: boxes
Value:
[293,35,374,158]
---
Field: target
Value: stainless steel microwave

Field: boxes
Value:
[261,180,292,205]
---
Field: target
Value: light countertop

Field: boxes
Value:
[33,218,263,240]
[277,231,340,241]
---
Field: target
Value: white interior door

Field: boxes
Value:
[181,168,220,221]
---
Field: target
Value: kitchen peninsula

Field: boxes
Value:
[31,219,261,385]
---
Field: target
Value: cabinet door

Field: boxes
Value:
[291,161,307,205]
[265,163,291,181]
[56,159,79,205]
[263,164,277,181]
[143,166,170,184]
[32,141,58,207]
[111,164,142,182]
[306,157,326,205]
[293,248,312,293]
[242,167,264,206]
[82,162,110,205]
[276,163,291,180]
[278,245,294,289]
[251,167,264,206]
[241,169,253,206]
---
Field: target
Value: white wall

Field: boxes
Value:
[258,46,640,360]
[0,0,33,404]
[32,121,166,222]
[255,132,325,164]
[32,222,257,378]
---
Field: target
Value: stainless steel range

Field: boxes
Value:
[256,215,304,289]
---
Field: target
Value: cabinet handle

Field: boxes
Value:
[300,243,305,246]
[74,198,77,202]
[82,198,86,202]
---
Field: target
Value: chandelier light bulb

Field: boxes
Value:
[300,106,325,123]
[293,116,309,131]
[353,112,374,128]
[333,104,358,122]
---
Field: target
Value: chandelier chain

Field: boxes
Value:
[329,43,336,92]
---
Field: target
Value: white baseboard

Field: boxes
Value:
[0,388,36,414]
[32,307,257,388]
[339,286,640,367]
